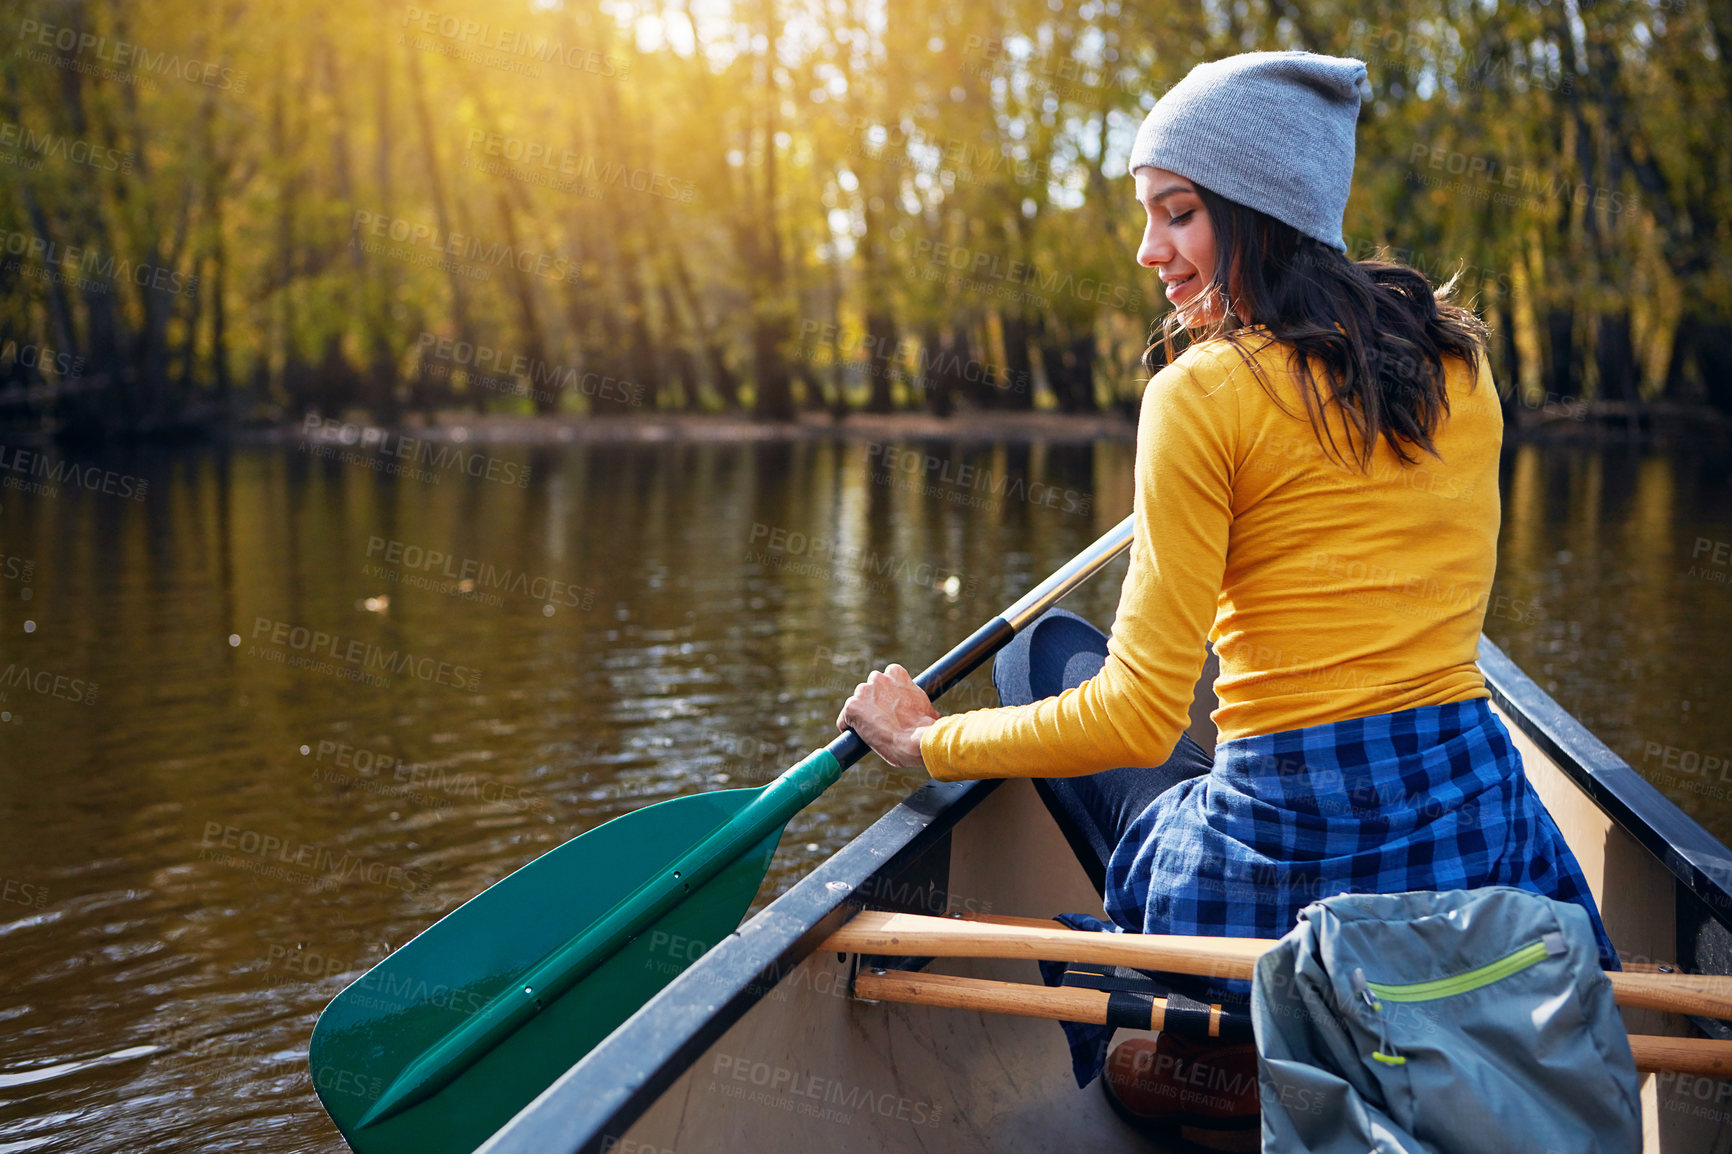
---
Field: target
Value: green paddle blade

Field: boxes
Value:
[310,787,783,1154]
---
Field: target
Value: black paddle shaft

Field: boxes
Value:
[821,514,1135,770]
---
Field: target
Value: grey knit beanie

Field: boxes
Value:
[1127,51,1367,251]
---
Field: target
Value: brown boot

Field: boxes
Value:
[1101,1034,1261,1152]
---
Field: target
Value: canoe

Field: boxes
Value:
[475,638,1732,1154]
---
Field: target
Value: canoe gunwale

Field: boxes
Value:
[474,776,1004,1154]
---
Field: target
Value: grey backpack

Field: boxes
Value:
[1252,887,1641,1153]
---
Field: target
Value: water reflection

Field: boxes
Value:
[0,433,1724,1152]
[1489,441,1732,844]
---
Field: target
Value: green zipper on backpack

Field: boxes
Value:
[1365,938,1552,1004]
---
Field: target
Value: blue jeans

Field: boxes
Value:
[992,607,1213,898]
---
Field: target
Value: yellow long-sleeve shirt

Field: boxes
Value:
[919,329,1501,782]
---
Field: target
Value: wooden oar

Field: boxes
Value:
[853,968,1732,1078]
[308,516,1136,1154]
[826,911,1732,1020]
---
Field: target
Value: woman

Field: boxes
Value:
[838,50,1614,1152]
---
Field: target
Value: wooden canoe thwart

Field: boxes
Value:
[849,966,1732,1078]
[824,909,1732,1020]
[479,637,1732,1154]
[826,910,1269,980]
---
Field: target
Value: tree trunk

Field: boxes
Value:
[1070,335,1097,412]
[269,54,311,422]
[622,261,661,413]
[999,314,1037,411]
[791,361,826,414]
[1039,331,1098,414]
[960,322,998,409]
[668,248,738,409]
[316,333,358,415]
[826,261,850,418]
[864,311,898,413]
[491,191,557,414]
[920,324,952,417]
[748,0,794,421]
[321,29,396,423]
[1543,306,1577,403]
[792,311,831,412]
[175,274,203,399]
[1493,301,1521,428]
[658,280,703,410]
[200,94,234,421]
[1595,310,1640,433]
[1667,313,1732,417]
[705,334,742,410]
[1039,341,1070,412]
[751,320,792,420]
[405,45,477,414]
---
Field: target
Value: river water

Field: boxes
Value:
[0,432,1727,1152]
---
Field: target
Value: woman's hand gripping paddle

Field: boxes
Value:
[308,516,1135,1154]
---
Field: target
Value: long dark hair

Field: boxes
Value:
[1143,185,1489,469]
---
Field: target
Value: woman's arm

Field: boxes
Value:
[842,353,1239,780]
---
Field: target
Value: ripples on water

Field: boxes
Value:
[0,435,1726,1151]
